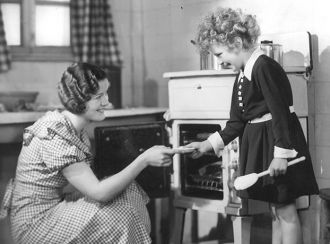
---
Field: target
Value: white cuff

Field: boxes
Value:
[207,132,224,157]
[274,146,298,158]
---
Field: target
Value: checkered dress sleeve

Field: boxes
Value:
[41,135,87,172]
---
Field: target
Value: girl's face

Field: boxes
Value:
[83,79,110,121]
[210,43,244,71]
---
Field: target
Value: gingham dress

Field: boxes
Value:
[0,111,151,244]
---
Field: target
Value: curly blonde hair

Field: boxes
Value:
[196,8,260,52]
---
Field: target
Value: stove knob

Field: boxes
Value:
[228,171,239,190]
[229,160,238,170]
[230,141,238,151]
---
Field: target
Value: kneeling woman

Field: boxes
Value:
[1,63,176,244]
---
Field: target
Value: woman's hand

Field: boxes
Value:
[63,146,174,203]
[268,158,288,177]
[139,145,175,167]
[183,140,213,159]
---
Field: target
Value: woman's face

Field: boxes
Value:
[210,43,244,71]
[83,79,110,121]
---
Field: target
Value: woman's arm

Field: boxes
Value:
[62,146,174,203]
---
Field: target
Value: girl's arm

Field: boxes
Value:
[209,77,246,154]
[255,59,296,176]
[62,146,174,202]
[186,76,246,158]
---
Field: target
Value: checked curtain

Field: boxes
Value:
[70,0,122,68]
[0,7,11,73]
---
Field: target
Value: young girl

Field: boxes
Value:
[0,63,178,244]
[185,8,319,244]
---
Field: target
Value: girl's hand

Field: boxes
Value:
[139,145,175,167]
[183,140,213,159]
[268,158,288,177]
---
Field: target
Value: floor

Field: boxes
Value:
[189,213,272,244]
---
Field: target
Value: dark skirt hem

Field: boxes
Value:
[238,113,319,204]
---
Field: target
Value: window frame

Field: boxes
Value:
[0,0,73,62]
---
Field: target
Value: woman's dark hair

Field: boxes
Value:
[58,62,108,114]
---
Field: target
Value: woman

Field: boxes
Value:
[0,63,177,243]
[185,8,319,244]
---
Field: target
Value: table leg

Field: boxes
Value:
[171,207,187,244]
[231,215,252,244]
[320,199,330,244]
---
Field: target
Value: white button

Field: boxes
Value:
[239,102,243,107]
[238,97,242,101]
[238,91,241,95]
[239,85,242,89]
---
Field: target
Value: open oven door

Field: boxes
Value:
[93,122,171,198]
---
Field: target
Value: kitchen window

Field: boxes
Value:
[0,0,73,61]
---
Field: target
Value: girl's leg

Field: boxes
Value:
[271,205,282,244]
[275,203,302,244]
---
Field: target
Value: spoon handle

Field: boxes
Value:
[257,156,306,178]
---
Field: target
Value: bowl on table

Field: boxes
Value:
[0,91,39,112]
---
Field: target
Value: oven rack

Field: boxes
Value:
[186,174,223,192]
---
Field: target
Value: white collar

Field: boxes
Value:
[240,48,265,81]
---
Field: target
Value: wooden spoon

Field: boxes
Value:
[233,156,306,190]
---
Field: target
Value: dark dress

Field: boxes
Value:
[219,54,319,204]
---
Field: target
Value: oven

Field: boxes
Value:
[93,122,171,198]
[179,123,223,200]
[171,120,236,209]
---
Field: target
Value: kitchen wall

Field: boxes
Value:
[110,0,330,243]
[0,62,70,106]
